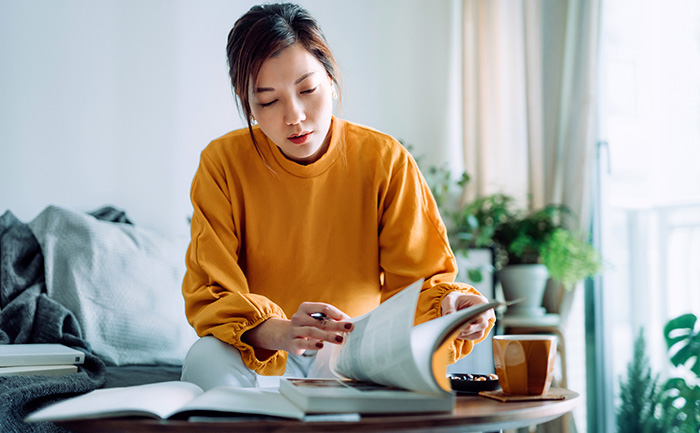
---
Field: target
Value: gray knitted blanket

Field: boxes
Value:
[0,208,128,433]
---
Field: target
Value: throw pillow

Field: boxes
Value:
[28,205,198,366]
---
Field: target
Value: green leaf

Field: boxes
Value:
[662,377,700,432]
[457,172,470,187]
[465,214,479,230]
[467,269,483,283]
[663,377,687,396]
[540,229,602,291]
[664,313,700,376]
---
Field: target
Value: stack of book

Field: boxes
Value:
[0,344,85,377]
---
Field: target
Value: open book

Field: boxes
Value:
[26,279,500,422]
[279,278,501,413]
[24,381,359,422]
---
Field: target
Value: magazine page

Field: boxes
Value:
[25,381,203,423]
[331,279,436,393]
[174,386,305,420]
[410,300,503,392]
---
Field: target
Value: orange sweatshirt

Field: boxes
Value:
[183,117,494,375]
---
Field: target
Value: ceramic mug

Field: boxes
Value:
[492,335,557,395]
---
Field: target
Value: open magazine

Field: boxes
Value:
[279,279,502,412]
[26,279,500,422]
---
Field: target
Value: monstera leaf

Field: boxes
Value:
[661,314,700,432]
[660,377,700,433]
[664,313,700,376]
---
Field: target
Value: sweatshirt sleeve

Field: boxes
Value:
[377,148,495,364]
[182,149,288,375]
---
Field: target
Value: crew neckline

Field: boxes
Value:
[262,116,344,178]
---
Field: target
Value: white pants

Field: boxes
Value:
[180,336,336,391]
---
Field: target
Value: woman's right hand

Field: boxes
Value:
[286,302,354,355]
[242,302,354,356]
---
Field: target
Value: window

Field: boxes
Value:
[596,0,700,431]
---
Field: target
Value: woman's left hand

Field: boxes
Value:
[440,291,495,341]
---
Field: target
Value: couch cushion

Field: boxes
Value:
[28,205,197,366]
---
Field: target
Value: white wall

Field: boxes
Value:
[0,0,461,237]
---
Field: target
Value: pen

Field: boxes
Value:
[310,312,330,321]
[312,312,354,333]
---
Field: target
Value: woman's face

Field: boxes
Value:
[249,43,334,165]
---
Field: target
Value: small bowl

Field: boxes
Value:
[448,373,501,393]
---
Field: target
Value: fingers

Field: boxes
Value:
[288,323,348,354]
[300,302,352,322]
[288,302,354,353]
[456,315,491,340]
[442,292,496,318]
[459,329,487,341]
[293,321,347,343]
[295,302,354,332]
[440,291,495,341]
[441,292,487,316]
[441,296,457,316]
[287,337,328,356]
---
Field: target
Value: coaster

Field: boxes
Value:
[479,389,568,402]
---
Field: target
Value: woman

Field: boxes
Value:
[181,3,495,390]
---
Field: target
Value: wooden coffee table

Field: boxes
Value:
[59,388,579,433]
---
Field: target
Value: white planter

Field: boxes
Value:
[497,264,548,318]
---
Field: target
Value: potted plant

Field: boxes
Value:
[408,147,602,314]
[490,201,602,317]
[448,188,602,317]
[617,314,700,432]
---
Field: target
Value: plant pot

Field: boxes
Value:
[497,264,548,317]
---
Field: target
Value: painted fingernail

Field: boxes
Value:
[335,335,344,343]
[316,342,324,348]
[344,323,353,330]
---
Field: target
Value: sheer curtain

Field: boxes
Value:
[460,1,601,432]
[461,0,600,232]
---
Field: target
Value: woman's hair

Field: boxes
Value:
[226,3,341,158]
